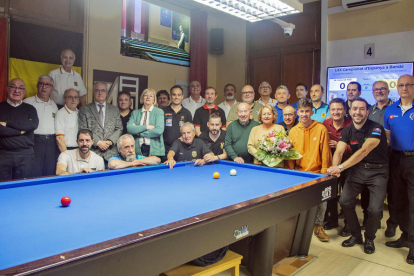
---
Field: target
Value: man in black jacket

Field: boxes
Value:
[0,78,39,181]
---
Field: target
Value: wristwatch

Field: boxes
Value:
[338,164,344,171]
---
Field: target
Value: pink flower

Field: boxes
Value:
[268,132,276,138]
[277,140,289,152]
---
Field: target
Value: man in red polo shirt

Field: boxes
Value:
[323,98,353,236]
[193,87,226,136]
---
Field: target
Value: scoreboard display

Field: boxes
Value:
[327,62,414,105]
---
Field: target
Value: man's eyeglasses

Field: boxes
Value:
[397,84,414,89]
[283,113,295,117]
[94,89,107,93]
[38,82,53,88]
[8,86,25,91]
[65,96,79,100]
[242,91,254,95]
[260,86,271,89]
[373,88,388,93]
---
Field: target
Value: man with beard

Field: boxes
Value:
[345,82,363,117]
[56,129,105,175]
[327,97,388,255]
[226,85,262,126]
[193,87,226,136]
[310,84,330,123]
[199,113,228,162]
[182,80,206,118]
[218,84,238,119]
[256,81,277,106]
[108,134,161,169]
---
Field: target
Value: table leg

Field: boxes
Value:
[251,225,276,276]
[290,205,318,257]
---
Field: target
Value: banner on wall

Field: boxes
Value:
[9,20,83,98]
[160,8,171,28]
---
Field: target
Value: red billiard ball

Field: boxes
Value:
[61,196,71,207]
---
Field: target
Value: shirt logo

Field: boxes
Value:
[181,116,185,121]
[192,151,197,158]
[220,142,224,149]
[313,137,317,140]
[410,113,414,120]
[390,115,398,119]
[321,112,327,118]
[373,128,381,134]
[165,113,172,116]
[74,82,78,86]
[350,140,358,145]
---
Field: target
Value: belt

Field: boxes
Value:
[393,149,414,156]
[358,163,387,169]
[34,134,56,139]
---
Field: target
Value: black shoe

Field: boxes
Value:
[340,225,351,237]
[407,249,414,265]
[364,239,375,254]
[385,238,409,248]
[385,225,397,238]
[324,221,339,230]
[342,235,363,247]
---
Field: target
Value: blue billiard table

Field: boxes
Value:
[0,161,336,276]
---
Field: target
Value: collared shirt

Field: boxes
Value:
[311,102,330,123]
[95,101,106,127]
[199,130,226,156]
[218,100,238,118]
[384,99,414,151]
[23,95,58,135]
[278,118,299,135]
[139,105,154,146]
[55,105,79,147]
[340,119,388,164]
[108,153,146,163]
[181,96,206,118]
[193,104,226,134]
[256,98,277,106]
[162,104,192,152]
[49,67,87,106]
[227,102,262,123]
[322,117,353,161]
[170,138,211,162]
[368,99,393,126]
[274,103,289,124]
[7,99,23,107]
[57,149,105,174]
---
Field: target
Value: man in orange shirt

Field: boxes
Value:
[288,97,332,242]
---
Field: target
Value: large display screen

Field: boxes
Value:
[327,62,414,105]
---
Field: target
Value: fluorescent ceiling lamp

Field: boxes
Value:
[193,0,303,22]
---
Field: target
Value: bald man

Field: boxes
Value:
[182,80,206,118]
[278,105,298,135]
[0,78,39,181]
[226,85,262,127]
[310,84,330,123]
[49,49,87,107]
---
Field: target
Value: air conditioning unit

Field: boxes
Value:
[342,0,400,11]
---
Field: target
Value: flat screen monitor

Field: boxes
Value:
[327,62,414,105]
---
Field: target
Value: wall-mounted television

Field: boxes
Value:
[327,62,414,105]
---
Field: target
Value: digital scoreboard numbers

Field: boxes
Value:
[329,78,357,91]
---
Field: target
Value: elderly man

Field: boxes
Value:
[274,85,291,124]
[218,84,238,118]
[278,105,298,135]
[224,102,259,163]
[78,82,123,167]
[162,85,192,158]
[164,122,212,169]
[193,87,226,136]
[0,78,39,181]
[56,89,80,152]
[292,83,308,110]
[108,134,160,169]
[384,74,414,264]
[199,113,228,162]
[56,129,104,175]
[182,80,206,118]
[157,90,170,109]
[256,81,277,106]
[310,84,330,123]
[49,49,87,107]
[226,85,262,126]
[24,75,59,177]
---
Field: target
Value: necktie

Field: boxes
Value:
[99,104,104,125]
[142,111,148,143]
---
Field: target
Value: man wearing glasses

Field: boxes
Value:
[278,105,298,135]
[24,75,59,177]
[55,89,80,153]
[384,75,414,264]
[0,79,39,181]
[79,82,123,168]
[256,81,277,106]
[226,85,262,126]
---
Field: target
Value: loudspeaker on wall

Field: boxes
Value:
[210,28,223,54]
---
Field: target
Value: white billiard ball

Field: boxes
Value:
[230,169,237,176]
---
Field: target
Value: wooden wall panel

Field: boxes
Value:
[250,54,280,100]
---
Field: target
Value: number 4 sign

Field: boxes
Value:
[364,43,375,59]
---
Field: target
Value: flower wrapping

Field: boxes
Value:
[256,130,302,167]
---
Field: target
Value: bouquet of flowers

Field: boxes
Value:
[256,130,302,167]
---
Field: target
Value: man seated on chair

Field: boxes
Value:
[56,129,105,175]
[108,134,161,169]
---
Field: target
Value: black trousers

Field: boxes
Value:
[0,153,34,181]
[389,152,414,249]
[339,164,388,240]
[141,144,150,157]
[33,134,58,177]
[326,168,350,224]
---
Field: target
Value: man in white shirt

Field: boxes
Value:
[218,84,238,119]
[56,89,80,152]
[182,80,206,118]
[24,75,59,177]
[256,81,277,106]
[49,49,87,107]
[56,129,105,175]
